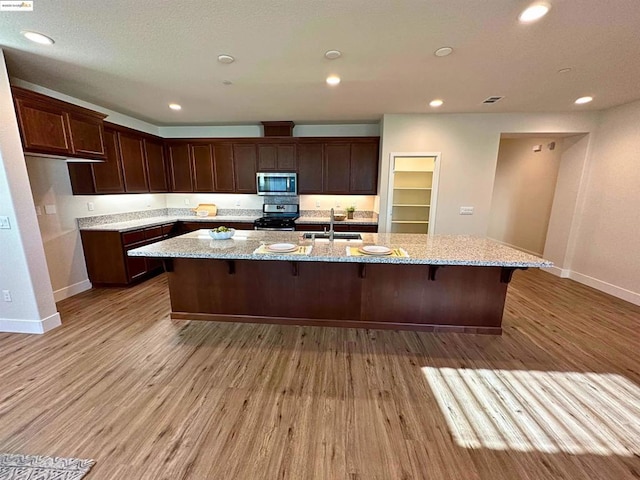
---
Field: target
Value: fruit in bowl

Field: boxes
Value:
[209,226,235,240]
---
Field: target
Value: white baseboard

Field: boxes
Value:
[0,312,62,334]
[541,266,571,278]
[569,271,640,307]
[488,238,542,257]
[54,279,92,302]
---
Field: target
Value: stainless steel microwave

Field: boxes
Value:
[256,172,297,196]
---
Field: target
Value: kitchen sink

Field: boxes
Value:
[302,232,362,241]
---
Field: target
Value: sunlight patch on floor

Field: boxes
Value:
[423,367,640,456]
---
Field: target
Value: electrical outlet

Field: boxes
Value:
[0,216,10,229]
[459,206,474,215]
[35,206,43,216]
[87,202,95,212]
[2,290,11,302]
[44,204,57,215]
[235,199,241,207]
[316,201,321,208]
[184,198,191,205]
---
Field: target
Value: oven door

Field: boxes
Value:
[256,172,297,196]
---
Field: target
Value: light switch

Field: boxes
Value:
[459,206,474,215]
[0,216,10,229]
[87,202,95,211]
[35,206,43,216]
[184,198,191,205]
[44,204,57,215]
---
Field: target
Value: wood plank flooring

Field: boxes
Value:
[0,269,639,479]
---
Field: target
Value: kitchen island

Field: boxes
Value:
[129,230,551,334]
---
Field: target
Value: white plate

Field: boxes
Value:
[266,243,298,252]
[359,245,392,255]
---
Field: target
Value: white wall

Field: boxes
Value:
[0,50,61,333]
[25,157,166,301]
[159,123,380,138]
[567,100,640,304]
[379,113,598,235]
[488,138,563,255]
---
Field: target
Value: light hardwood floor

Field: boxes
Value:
[0,269,639,479]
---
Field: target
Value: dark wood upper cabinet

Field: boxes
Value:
[14,97,71,155]
[67,113,105,158]
[349,142,379,194]
[297,143,324,194]
[233,143,258,193]
[144,139,168,192]
[118,132,148,192]
[213,143,235,192]
[93,128,125,193]
[12,86,106,160]
[324,143,351,194]
[191,144,215,192]
[67,163,96,195]
[257,144,297,171]
[167,143,193,192]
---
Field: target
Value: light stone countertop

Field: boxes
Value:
[295,216,378,226]
[127,230,552,267]
[79,215,260,232]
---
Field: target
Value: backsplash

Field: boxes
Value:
[299,210,377,219]
[167,208,263,217]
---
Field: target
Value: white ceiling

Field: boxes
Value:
[1,0,640,125]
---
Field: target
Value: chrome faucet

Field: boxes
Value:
[329,207,335,241]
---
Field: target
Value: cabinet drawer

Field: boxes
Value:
[144,226,163,240]
[161,223,178,236]
[122,229,146,246]
[350,224,378,233]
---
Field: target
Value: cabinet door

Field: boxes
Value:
[145,139,168,192]
[191,144,215,192]
[297,143,324,193]
[324,143,351,194]
[68,163,96,195]
[119,132,149,192]
[213,143,235,192]
[349,142,379,194]
[277,144,296,170]
[68,113,105,158]
[257,144,277,171]
[93,128,125,193]
[168,143,193,192]
[14,98,71,155]
[233,144,257,193]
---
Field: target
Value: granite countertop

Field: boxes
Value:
[79,215,260,232]
[128,230,552,267]
[295,216,378,225]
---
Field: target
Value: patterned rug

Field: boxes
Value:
[0,453,95,479]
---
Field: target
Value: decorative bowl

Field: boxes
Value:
[196,210,209,217]
[209,228,235,240]
[333,213,347,221]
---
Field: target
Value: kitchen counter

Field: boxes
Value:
[79,215,259,232]
[128,230,549,267]
[129,231,548,335]
[295,216,378,226]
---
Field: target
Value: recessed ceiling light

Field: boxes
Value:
[326,75,341,86]
[325,50,342,60]
[217,54,235,64]
[518,2,550,23]
[429,99,444,107]
[574,96,593,105]
[168,103,182,111]
[21,30,55,45]
[557,67,572,74]
[434,47,453,57]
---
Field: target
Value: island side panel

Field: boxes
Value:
[168,258,361,321]
[167,258,509,334]
[360,264,508,330]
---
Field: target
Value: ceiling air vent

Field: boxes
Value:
[483,96,504,104]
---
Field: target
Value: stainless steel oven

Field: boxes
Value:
[256,172,297,196]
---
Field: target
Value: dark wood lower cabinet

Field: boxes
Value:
[168,259,507,334]
[80,223,178,286]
